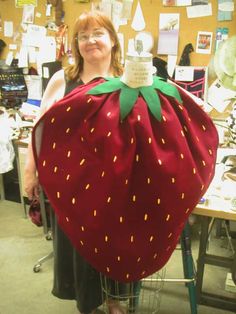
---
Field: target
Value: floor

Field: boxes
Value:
[0,199,235,314]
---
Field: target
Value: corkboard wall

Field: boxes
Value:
[0,0,235,67]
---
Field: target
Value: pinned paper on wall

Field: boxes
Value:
[22,5,35,24]
[131,1,145,31]
[4,21,14,38]
[196,31,213,54]
[157,13,179,55]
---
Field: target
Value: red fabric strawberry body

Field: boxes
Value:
[32,78,218,282]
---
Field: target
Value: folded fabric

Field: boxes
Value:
[32,77,218,282]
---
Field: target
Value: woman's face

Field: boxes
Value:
[77,22,114,65]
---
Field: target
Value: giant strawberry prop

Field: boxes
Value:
[32,76,218,282]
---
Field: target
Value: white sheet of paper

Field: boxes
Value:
[4,21,13,37]
[28,46,37,63]
[207,79,236,113]
[23,24,47,47]
[117,32,124,64]
[9,44,17,50]
[24,75,42,100]
[175,66,194,81]
[186,3,212,18]
[5,51,14,66]
[167,55,177,77]
[18,46,28,68]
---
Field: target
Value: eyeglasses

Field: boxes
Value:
[76,29,108,42]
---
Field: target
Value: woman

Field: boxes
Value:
[24,11,123,314]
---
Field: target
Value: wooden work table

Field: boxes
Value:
[193,201,236,312]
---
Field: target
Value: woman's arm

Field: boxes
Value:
[24,69,65,200]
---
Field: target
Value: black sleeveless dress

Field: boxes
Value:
[50,78,103,314]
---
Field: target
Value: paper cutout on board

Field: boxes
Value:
[131,1,145,31]
[157,13,179,55]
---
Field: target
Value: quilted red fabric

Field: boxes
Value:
[32,78,218,282]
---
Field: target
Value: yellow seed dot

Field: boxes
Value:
[141,271,146,276]
[201,184,205,191]
[66,174,70,181]
[202,125,206,131]
[106,267,110,272]
[137,115,141,121]
[107,131,111,137]
[66,128,70,133]
[147,177,151,184]
[85,184,90,190]
[178,105,183,110]
[202,160,206,166]
[163,116,166,122]
[153,253,157,259]
[66,217,69,222]
[56,191,60,199]
[107,197,111,203]
[185,208,190,214]
[135,257,140,264]
[43,160,46,167]
[157,198,161,205]
[94,147,97,153]
[84,119,87,123]
[81,136,84,142]
[130,137,134,144]
[168,233,172,238]
[113,155,117,162]
[136,154,139,162]
[67,151,71,158]
[119,216,123,223]
[87,98,92,103]
[52,142,56,149]
[81,226,84,231]
[180,153,184,159]
[107,112,111,117]
[66,106,71,112]
[150,236,154,242]
[161,138,165,144]
[130,235,134,243]
[105,235,108,242]
[90,128,95,133]
[208,149,212,155]
[144,214,148,221]
[184,125,188,132]
[148,137,152,144]
[126,273,130,279]
[166,214,170,221]
[80,159,85,165]
[54,166,58,173]
[51,117,55,123]
[80,240,84,246]
[181,130,185,137]
[117,256,121,261]
[171,177,175,183]
[101,171,105,177]
[125,179,128,185]
[72,198,76,204]
[196,136,200,142]
[181,193,185,199]
[93,210,97,217]
[158,159,162,165]
[193,168,196,174]
[132,195,136,202]
[95,248,98,253]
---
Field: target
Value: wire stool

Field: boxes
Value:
[100,268,166,314]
